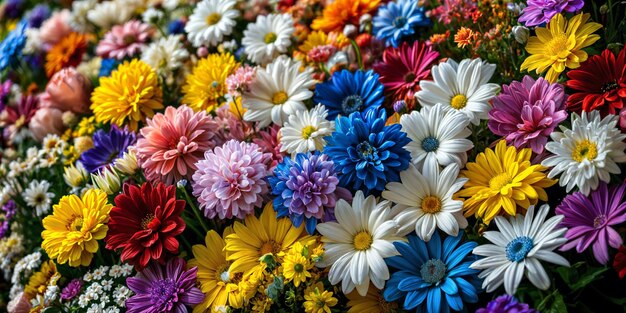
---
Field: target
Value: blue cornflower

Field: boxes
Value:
[268,153,351,234]
[79,126,136,173]
[27,4,51,28]
[373,0,430,48]
[314,69,384,120]
[384,232,481,313]
[168,19,186,35]
[0,21,27,72]
[98,58,121,77]
[323,109,410,194]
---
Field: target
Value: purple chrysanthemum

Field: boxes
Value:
[27,4,51,28]
[268,153,352,234]
[556,183,626,264]
[488,75,568,154]
[125,258,204,313]
[79,125,136,173]
[476,295,538,313]
[0,200,16,239]
[518,0,584,27]
[60,279,83,301]
[192,139,272,220]
[0,80,13,111]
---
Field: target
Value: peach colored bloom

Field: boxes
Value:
[39,10,72,51]
[39,67,91,114]
[29,107,65,141]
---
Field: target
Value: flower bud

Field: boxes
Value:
[91,167,121,195]
[512,26,529,44]
[343,24,357,38]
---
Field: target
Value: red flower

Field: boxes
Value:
[614,245,626,279]
[105,182,185,269]
[566,46,626,116]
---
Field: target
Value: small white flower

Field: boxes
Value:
[280,104,335,154]
[185,0,239,47]
[83,272,94,282]
[22,180,54,216]
[141,7,164,24]
[242,13,294,64]
[120,264,134,276]
[101,279,113,291]
[23,28,42,54]
[113,285,132,307]
[470,205,569,295]
[108,265,123,278]
[69,0,97,32]
[141,35,189,75]
[542,111,626,195]
[87,0,132,29]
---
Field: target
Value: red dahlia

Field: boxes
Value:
[105,182,185,269]
[566,46,626,115]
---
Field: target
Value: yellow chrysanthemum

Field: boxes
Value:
[182,52,239,113]
[521,13,601,83]
[346,284,398,313]
[90,59,163,131]
[224,203,314,274]
[24,260,60,300]
[303,282,338,313]
[282,242,313,287]
[311,0,380,33]
[456,140,557,224]
[298,31,348,55]
[41,189,112,267]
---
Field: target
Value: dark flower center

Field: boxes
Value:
[420,259,446,284]
[341,95,363,115]
[404,72,416,83]
[151,278,179,309]
[601,81,619,93]
[123,34,136,45]
[593,214,607,229]
[421,136,439,152]
[356,141,377,161]
[506,236,534,262]
[393,16,407,28]
[294,263,304,273]
[141,213,155,229]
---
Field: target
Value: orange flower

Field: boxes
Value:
[311,0,380,33]
[45,32,88,77]
[429,31,450,45]
[454,27,478,48]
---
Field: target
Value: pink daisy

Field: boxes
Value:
[96,20,152,60]
[136,105,218,186]
[192,140,272,220]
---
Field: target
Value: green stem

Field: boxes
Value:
[350,39,364,70]
[177,185,210,232]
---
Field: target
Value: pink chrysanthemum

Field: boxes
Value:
[137,105,218,186]
[488,76,568,154]
[213,104,255,145]
[373,41,439,101]
[192,140,272,219]
[226,65,256,96]
[253,124,284,170]
[96,20,152,60]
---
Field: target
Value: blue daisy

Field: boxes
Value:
[313,69,384,120]
[0,21,27,72]
[79,126,136,173]
[373,0,430,48]
[98,58,121,77]
[384,232,482,313]
[323,109,410,194]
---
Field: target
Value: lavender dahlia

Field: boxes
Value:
[476,295,538,313]
[488,76,567,154]
[126,258,204,313]
[556,183,626,264]
[268,153,352,234]
[518,0,584,27]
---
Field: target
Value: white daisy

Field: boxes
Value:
[400,103,473,170]
[242,13,294,65]
[382,162,468,241]
[185,0,239,47]
[541,111,626,195]
[22,180,54,217]
[86,0,132,29]
[242,56,314,127]
[470,205,569,295]
[416,58,500,125]
[141,35,189,74]
[316,191,401,296]
[280,104,335,154]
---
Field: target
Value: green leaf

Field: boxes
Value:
[546,293,568,313]
[570,266,608,291]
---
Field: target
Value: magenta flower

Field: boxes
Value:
[556,183,626,265]
[518,0,584,27]
[60,279,82,301]
[488,76,567,154]
[192,140,272,220]
[96,20,152,60]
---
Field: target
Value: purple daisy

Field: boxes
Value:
[0,200,16,239]
[518,0,584,27]
[60,279,83,301]
[488,75,568,154]
[78,125,136,173]
[556,183,626,264]
[476,295,538,313]
[125,258,204,313]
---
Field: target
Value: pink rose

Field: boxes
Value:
[29,108,65,141]
[39,10,72,51]
[40,67,91,114]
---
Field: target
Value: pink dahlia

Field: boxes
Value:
[192,140,272,219]
[213,104,255,145]
[373,40,439,102]
[488,76,568,154]
[137,105,218,186]
[96,20,152,60]
[253,124,284,171]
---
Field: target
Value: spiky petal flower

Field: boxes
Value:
[79,125,136,174]
[372,0,430,47]
[518,0,584,27]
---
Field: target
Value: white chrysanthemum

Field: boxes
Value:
[23,28,42,54]
[141,35,189,74]
[76,57,102,81]
[400,103,473,170]
[69,0,97,32]
[242,56,314,127]
[86,0,132,29]
[470,205,569,295]
[383,162,467,241]
[416,58,500,125]
[242,13,294,65]
[316,191,401,296]
[21,180,54,217]
[185,0,238,47]
[541,111,626,195]
[280,104,334,154]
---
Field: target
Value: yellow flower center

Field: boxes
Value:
[572,139,598,162]
[450,94,468,109]
[264,32,278,44]
[353,231,373,251]
[271,91,289,105]
[206,12,221,25]
[546,34,569,57]
[259,240,281,255]
[302,125,317,139]
[141,214,155,229]
[421,196,442,214]
[69,217,84,232]
[489,172,512,191]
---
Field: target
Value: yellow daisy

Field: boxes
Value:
[182,52,239,113]
[303,282,338,313]
[90,59,163,131]
[298,31,348,55]
[282,242,313,287]
[521,13,602,83]
[346,284,399,313]
[456,140,556,224]
[41,188,112,267]
[24,260,60,300]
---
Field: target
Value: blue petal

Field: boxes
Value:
[398,276,430,292]
[439,277,458,295]
[403,290,426,311]
[427,287,442,313]
[445,292,464,311]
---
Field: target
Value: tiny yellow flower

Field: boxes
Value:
[303,282,338,313]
